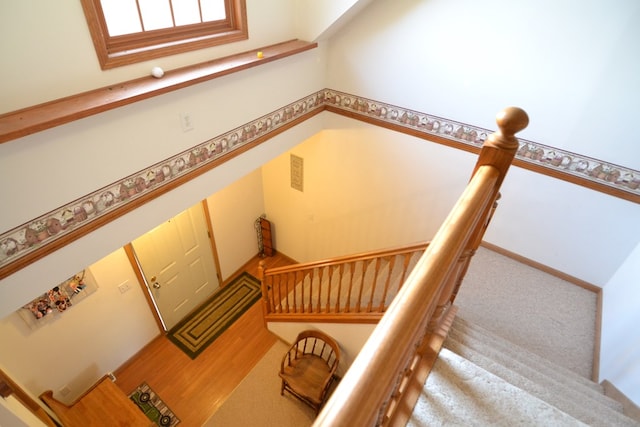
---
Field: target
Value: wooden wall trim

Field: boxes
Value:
[0,39,317,144]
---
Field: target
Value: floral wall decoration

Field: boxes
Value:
[0,89,638,274]
[18,268,98,330]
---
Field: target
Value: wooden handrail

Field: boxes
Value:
[262,242,428,275]
[313,107,528,426]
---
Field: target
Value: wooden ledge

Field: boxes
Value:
[0,39,317,144]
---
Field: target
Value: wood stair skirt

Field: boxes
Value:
[409,316,639,426]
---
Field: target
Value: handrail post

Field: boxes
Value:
[428,107,529,335]
[258,260,271,318]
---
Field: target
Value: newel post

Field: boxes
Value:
[474,106,529,184]
[469,106,528,242]
[428,107,529,332]
[258,260,270,318]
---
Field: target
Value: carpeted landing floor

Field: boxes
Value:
[456,246,597,378]
[203,340,316,427]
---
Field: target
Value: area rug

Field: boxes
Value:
[168,272,262,359]
[129,382,180,426]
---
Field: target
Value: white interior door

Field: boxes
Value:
[131,203,219,330]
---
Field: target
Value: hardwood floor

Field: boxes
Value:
[114,253,295,427]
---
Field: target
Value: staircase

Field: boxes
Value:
[266,108,638,426]
[409,316,640,427]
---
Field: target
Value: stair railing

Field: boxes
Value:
[259,243,428,323]
[313,107,529,426]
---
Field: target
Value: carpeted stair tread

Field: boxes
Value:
[451,316,603,393]
[408,348,588,427]
[444,334,638,426]
[448,319,620,410]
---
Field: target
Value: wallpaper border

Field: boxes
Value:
[1,89,638,277]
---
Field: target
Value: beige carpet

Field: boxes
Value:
[203,340,316,427]
[456,247,597,378]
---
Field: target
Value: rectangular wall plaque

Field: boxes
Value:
[290,154,304,192]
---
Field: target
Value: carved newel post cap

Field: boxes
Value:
[487,106,529,150]
[496,106,529,138]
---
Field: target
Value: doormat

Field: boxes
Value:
[129,382,180,426]
[168,272,262,359]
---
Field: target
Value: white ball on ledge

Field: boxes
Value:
[151,67,164,79]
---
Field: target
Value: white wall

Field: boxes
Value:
[0,395,47,427]
[262,114,477,263]
[206,168,266,280]
[0,247,159,404]
[324,0,640,285]
[600,242,640,404]
[295,0,374,42]
[325,0,640,169]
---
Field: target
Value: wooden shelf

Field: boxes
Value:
[0,39,317,144]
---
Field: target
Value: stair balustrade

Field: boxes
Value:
[259,243,428,323]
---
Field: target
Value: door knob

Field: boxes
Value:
[153,282,161,289]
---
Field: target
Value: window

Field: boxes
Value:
[81,0,248,69]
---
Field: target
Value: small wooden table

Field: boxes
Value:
[40,375,152,426]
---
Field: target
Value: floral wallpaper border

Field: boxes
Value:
[1,89,638,272]
[324,89,640,194]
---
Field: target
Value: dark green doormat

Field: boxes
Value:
[167,272,262,359]
[129,382,180,426]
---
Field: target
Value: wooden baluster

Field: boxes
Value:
[291,270,298,313]
[324,265,333,313]
[316,267,324,313]
[449,249,475,305]
[300,271,306,313]
[426,249,470,332]
[334,263,344,313]
[308,269,315,313]
[355,260,367,312]
[271,273,277,313]
[398,251,414,291]
[282,272,288,313]
[366,257,381,312]
[345,261,355,313]
[379,255,395,312]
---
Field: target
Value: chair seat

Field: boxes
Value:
[279,330,340,413]
[279,354,331,404]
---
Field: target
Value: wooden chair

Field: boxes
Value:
[279,330,341,413]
